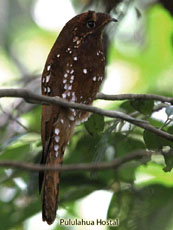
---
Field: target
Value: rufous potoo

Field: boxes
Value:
[40,10,116,225]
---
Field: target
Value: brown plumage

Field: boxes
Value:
[40,10,116,225]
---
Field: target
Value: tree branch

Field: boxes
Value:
[96,92,173,103]
[0,150,152,172]
[0,88,173,141]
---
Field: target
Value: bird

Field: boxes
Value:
[40,10,116,225]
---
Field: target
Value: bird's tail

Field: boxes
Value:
[42,115,74,225]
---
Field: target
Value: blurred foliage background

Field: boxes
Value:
[0,0,173,230]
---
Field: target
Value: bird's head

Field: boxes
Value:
[67,10,117,38]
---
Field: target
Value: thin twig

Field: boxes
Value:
[96,92,173,103]
[0,88,173,141]
[0,104,28,131]
[0,150,152,172]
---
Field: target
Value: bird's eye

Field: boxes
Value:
[87,21,96,29]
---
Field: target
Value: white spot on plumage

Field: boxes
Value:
[68,85,72,90]
[62,93,67,99]
[73,56,78,61]
[71,75,74,80]
[66,48,72,54]
[98,76,103,81]
[69,115,75,121]
[82,117,89,122]
[60,119,64,124]
[64,84,68,90]
[55,128,60,135]
[71,92,76,102]
[93,76,97,81]
[73,36,79,42]
[46,75,50,83]
[64,73,68,78]
[83,69,87,74]
[57,54,60,58]
[54,144,59,151]
[47,65,51,71]
[42,78,45,83]
[63,79,67,84]
[47,87,51,93]
[55,136,60,143]
[44,87,47,93]
[66,69,70,73]
[70,69,74,74]
[67,91,71,97]
[71,97,76,102]
[76,116,89,125]
[55,151,59,157]
[75,120,81,125]
[71,108,77,116]
[76,40,81,45]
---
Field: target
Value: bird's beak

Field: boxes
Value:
[110,17,118,22]
[96,14,118,32]
[102,16,118,28]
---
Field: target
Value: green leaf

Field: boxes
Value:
[60,173,106,203]
[149,118,165,128]
[143,130,161,150]
[65,134,100,164]
[143,130,173,150]
[0,193,40,230]
[107,190,133,230]
[111,134,146,157]
[136,162,173,187]
[167,126,173,134]
[119,101,135,113]
[163,149,173,172]
[84,114,104,136]
[22,106,41,132]
[0,143,31,160]
[110,134,146,182]
[107,185,173,230]
[131,99,154,115]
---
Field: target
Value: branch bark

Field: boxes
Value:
[0,88,173,141]
[0,150,152,172]
[96,92,173,103]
